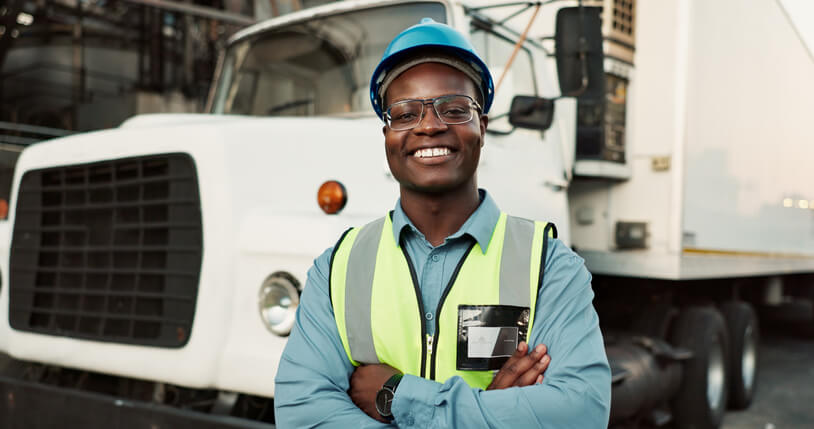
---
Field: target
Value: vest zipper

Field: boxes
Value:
[426,334,434,367]
[429,242,476,381]
[400,244,428,378]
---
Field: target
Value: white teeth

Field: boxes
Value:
[414,147,450,158]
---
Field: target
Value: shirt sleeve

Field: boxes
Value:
[274,247,396,429]
[390,239,612,428]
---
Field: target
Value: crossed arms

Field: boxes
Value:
[274,240,611,428]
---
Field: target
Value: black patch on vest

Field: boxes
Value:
[328,227,353,308]
[456,305,530,371]
[537,222,557,296]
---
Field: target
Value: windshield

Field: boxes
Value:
[211,2,447,116]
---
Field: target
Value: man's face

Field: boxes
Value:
[382,62,488,194]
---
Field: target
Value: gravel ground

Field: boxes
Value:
[722,323,814,429]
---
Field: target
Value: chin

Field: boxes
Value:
[400,178,472,195]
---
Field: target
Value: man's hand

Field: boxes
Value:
[487,342,550,390]
[350,363,401,422]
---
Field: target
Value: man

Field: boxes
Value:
[275,18,610,428]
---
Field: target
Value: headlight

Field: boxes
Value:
[258,273,300,336]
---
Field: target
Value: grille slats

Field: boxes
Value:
[10,307,192,326]
[11,287,196,301]
[15,245,200,252]
[22,174,196,192]
[15,222,199,233]
[10,153,203,348]
[16,199,199,212]
[12,266,199,277]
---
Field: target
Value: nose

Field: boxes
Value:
[413,102,448,135]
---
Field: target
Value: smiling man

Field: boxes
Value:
[274,18,610,428]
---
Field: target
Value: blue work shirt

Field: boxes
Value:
[274,190,611,428]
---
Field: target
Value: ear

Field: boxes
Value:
[479,114,488,145]
[382,124,387,136]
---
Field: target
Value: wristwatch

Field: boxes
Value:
[375,373,403,420]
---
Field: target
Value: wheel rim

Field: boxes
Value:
[707,335,725,411]
[742,324,757,391]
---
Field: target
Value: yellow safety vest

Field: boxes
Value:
[330,212,555,389]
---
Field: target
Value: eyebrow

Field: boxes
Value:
[387,93,477,106]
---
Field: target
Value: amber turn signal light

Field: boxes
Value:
[0,199,8,219]
[317,180,347,214]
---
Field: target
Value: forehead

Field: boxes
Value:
[385,63,479,104]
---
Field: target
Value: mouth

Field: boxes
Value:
[411,146,453,159]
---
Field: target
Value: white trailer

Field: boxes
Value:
[0,0,812,428]
[571,0,814,279]
[564,1,814,427]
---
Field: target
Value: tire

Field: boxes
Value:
[631,302,677,339]
[670,307,731,429]
[721,301,759,409]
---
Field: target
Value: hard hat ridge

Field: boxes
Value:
[370,18,494,120]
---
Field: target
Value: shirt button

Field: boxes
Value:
[432,254,440,262]
[425,312,433,321]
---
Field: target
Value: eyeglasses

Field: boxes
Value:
[384,94,481,131]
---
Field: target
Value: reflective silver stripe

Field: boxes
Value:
[500,216,535,307]
[344,216,386,364]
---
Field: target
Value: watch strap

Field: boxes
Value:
[376,373,403,420]
[384,373,403,392]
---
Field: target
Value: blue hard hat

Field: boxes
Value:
[370,18,494,120]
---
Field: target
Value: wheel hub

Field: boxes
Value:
[707,336,725,411]
[742,324,757,391]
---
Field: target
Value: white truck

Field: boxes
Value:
[1,0,813,428]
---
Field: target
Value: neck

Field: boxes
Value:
[399,185,480,247]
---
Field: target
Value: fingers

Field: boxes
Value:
[513,352,550,387]
[487,342,529,390]
[487,342,529,389]
[487,343,549,390]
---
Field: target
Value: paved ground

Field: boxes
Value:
[721,323,814,429]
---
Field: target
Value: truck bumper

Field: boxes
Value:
[0,374,274,429]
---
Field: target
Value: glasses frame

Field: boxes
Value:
[384,94,482,131]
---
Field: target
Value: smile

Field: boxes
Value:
[413,147,451,158]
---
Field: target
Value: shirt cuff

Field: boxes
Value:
[391,374,440,428]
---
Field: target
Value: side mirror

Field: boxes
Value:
[509,96,554,131]
[555,7,605,98]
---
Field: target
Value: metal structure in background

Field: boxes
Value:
[0,0,274,212]
[0,0,260,134]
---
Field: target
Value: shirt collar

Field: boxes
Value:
[391,189,501,253]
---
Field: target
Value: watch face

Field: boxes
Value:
[375,388,394,417]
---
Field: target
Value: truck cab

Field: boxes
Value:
[7,0,804,427]
[0,0,586,426]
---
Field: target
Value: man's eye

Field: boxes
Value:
[441,107,468,117]
[395,112,417,121]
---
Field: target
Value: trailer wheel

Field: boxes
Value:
[632,302,677,339]
[721,301,758,409]
[670,307,730,429]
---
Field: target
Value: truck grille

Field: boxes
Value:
[9,153,202,348]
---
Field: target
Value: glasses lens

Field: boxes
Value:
[435,95,474,124]
[387,101,423,130]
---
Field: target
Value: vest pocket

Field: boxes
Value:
[456,305,530,371]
